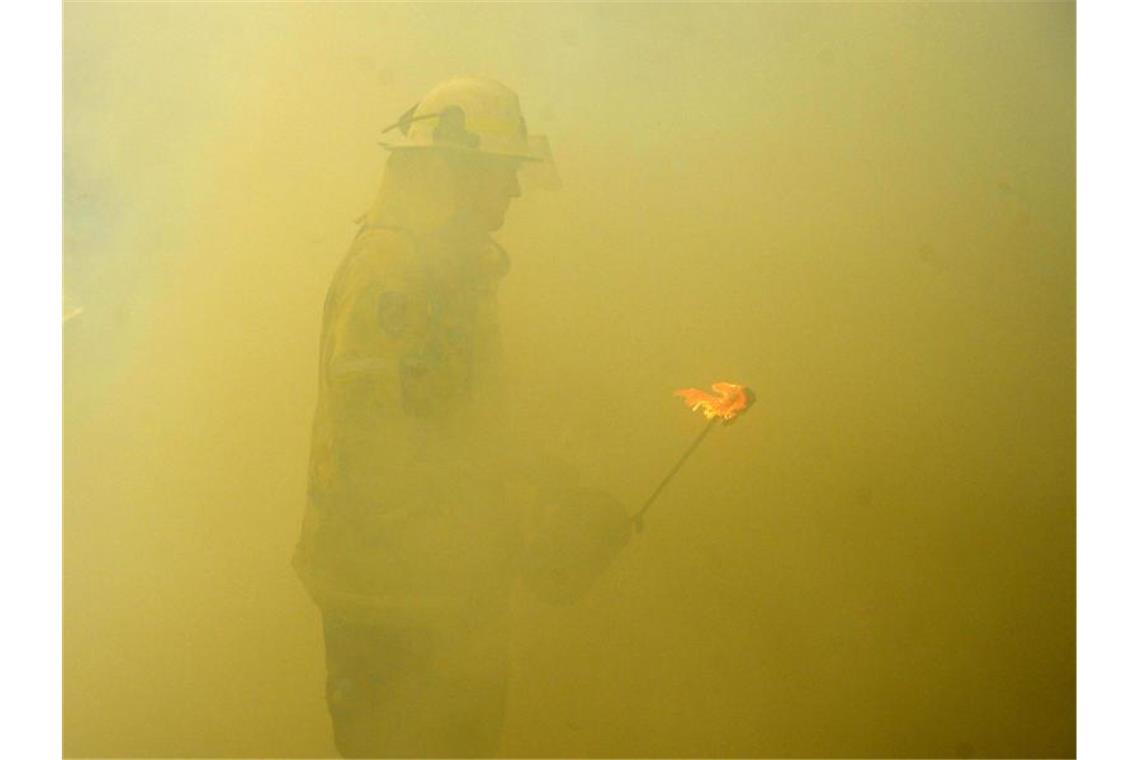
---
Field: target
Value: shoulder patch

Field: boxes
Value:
[376,290,411,338]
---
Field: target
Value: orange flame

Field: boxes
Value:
[673,381,754,422]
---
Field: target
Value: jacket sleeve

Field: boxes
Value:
[318,231,440,510]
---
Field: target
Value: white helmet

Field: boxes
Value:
[380,76,548,163]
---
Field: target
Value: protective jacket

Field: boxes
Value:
[292,217,522,622]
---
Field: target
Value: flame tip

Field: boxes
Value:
[673,380,754,422]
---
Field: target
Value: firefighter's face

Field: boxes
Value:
[449,153,523,232]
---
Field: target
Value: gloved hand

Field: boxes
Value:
[519,486,632,606]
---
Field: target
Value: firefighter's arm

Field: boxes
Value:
[322,237,439,504]
[518,484,632,606]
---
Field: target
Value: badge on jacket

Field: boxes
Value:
[376,291,410,338]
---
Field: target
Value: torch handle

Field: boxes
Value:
[631,417,717,532]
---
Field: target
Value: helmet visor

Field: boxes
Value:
[518,134,561,192]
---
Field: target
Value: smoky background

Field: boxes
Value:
[63,2,1074,758]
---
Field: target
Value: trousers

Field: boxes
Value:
[320,604,511,758]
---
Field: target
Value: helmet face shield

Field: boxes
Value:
[518,134,561,192]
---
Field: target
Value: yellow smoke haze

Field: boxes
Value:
[64,2,1074,757]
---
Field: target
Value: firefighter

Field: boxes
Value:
[292,76,629,758]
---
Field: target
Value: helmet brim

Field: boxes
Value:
[377,136,546,163]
